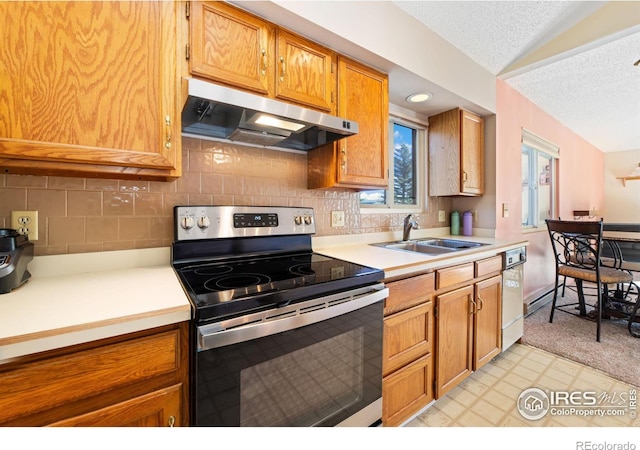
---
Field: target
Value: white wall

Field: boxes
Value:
[603,150,640,222]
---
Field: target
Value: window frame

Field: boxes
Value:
[359,114,426,213]
[521,129,559,230]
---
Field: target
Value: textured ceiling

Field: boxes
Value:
[392,1,640,153]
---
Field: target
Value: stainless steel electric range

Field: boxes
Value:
[171,205,387,427]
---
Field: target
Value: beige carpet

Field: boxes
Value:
[521,287,640,388]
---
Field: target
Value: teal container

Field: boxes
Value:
[451,211,460,235]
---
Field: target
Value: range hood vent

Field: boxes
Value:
[181,78,358,152]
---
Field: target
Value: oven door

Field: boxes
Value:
[193,284,387,427]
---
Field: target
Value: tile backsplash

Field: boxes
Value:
[0,138,451,256]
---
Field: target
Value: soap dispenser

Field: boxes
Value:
[462,211,473,236]
[450,211,460,235]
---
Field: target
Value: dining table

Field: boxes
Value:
[601,223,640,337]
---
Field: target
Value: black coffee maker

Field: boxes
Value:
[0,228,34,294]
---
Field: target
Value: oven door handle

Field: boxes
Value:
[197,286,388,351]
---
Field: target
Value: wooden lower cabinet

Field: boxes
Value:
[434,264,503,399]
[435,285,474,398]
[48,384,182,427]
[382,354,433,427]
[474,275,503,370]
[0,322,189,427]
[382,255,507,425]
[381,272,435,426]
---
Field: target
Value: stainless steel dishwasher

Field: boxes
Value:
[502,247,527,351]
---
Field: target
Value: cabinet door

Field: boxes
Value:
[428,108,461,196]
[435,285,474,398]
[48,384,182,427]
[460,109,484,195]
[474,275,502,370]
[0,1,181,181]
[336,57,388,187]
[307,57,388,189]
[383,301,434,376]
[382,354,433,427]
[275,29,335,112]
[189,1,275,95]
[428,108,484,196]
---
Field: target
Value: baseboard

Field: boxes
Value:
[525,288,555,316]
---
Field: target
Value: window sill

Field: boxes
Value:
[360,206,422,215]
[522,226,548,235]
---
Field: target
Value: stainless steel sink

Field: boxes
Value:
[416,238,487,250]
[371,238,488,255]
[380,241,457,254]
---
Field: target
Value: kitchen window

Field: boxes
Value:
[360,116,425,209]
[521,129,559,228]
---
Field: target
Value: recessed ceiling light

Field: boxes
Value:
[406,92,432,103]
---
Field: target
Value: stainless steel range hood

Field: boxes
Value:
[181,78,358,152]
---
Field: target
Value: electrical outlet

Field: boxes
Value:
[472,209,478,223]
[11,210,39,241]
[438,210,446,222]
[331,210,345,227]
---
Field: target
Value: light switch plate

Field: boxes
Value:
[11,210,39,240]
[502,203,509,218]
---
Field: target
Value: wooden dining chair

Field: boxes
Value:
[546,218,635,342]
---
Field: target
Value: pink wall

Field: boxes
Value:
[495,79,605,302]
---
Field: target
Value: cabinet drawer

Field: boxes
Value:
[48,384,183,427]
[382,354,433,427]
[475,255,502,278]
[0,329,181,423]
[383,301,434,376]
[385,272,435,315]
[436,263,474,290]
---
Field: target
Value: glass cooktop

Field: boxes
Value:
[173,252,383,323]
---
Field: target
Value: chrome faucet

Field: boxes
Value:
[403,214,419,241]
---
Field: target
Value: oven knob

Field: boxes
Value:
[197,216,210,229]
[294,215,302,225]
[304,215,312,225]
[181,216,195,230]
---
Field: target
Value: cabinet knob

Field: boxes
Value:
[168,415,176,427]
[462,171,468,183]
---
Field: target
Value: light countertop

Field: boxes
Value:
[0,247,191,362]
[0,230,528,362]
[313,229,529,280]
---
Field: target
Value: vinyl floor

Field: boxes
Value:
[405,343,639,427]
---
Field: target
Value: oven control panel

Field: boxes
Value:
[174,206,316,241]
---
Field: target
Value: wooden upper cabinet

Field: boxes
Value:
[189,1,275,96]
[274,29,336,112]
[188,2,335,113]
[0,1,181,181]
[428,108,484,196]
[307,56,389,189]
